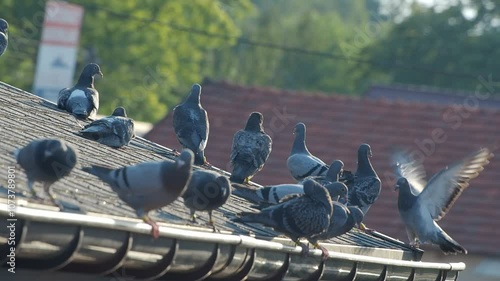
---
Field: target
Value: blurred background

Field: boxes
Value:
[1,1,500,280]
[2,0,500,122]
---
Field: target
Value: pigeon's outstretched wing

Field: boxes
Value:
[418,147,493,221]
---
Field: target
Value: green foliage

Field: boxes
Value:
[0,0,252,122]
[206,0,389,94]
[359,1,500,92]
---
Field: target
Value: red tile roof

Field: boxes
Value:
[146,80,500,256]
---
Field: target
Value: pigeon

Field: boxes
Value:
[173,84,209,165]
[79,106,135,148]
[229,112,272,184]
[58,63,103,120]
[234,179,333,260]
[347,144,381,221]
[313,205,364,241]
[287,122,328,181]
[0,19,8,57]
[15,139,78,206]
[237,181,348,208]
[182,170,231,231]
[300,159,344,187]
[394,147,493,254]
[232,183,304,205]
[82,149,194,238]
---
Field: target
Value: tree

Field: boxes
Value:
[359,1,500,92]
[0,0,252,122]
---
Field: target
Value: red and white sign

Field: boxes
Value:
[33,1,84,102]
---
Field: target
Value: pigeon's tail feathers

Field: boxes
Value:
[82,165,114,184]
[234,211,275,226]
[194,150,205,165]
[229,173,245,184]
[13,148,20,160]
[438,232,467,255]
[232,186,263,203]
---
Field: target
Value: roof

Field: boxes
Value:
[0,81,466,280]
[146,79,500,257]
[366,84,500,109]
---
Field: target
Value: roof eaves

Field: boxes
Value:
[0,203,465,281]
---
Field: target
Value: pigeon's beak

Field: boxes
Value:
[394,184,400,191]
[342,195,348,203]
[98,71,104,77]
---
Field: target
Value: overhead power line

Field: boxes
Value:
[80,3,480,81]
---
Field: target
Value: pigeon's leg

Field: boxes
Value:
[207,211,218,232]
[27,180,40,199]
[189,209,198,224]
[312,242,330,261]
[142,215,160,239]
[295,240,310,256]
[72,116,85,129]
[359,223,375,233]
[44,182,61,208]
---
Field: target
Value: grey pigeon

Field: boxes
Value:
[232,183,304,205]
[347,144,381,221]
[394,147,493,254]
[15,139,77,206]
[80,106,135,148]
[233,181,348,208]
[234,179,333,260]
[82,149,194,238]
[229,112,272,184]
[0,19,8,57]
[58,63,103,120]
[182,170,231,231]
[314,205,364,241]
[173,84,209,165]
[300,159,344,187]
[287,123,328,181]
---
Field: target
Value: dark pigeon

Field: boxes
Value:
[80,106,135,148]
[173,84,209,165]
[182,170,231,231]
[287,123,328,181]
[0,19,8,57]
[394,147,493,254]
[229,112,272,184]
[82,150,194,238]
[313,205,364,241]
[58,63,103,120]
[347,144,381,219]
[234,179,333,260]
[15,139,77,207]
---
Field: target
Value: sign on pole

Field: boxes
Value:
[33,1,84,102]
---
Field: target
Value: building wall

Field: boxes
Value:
[422,250,500,281]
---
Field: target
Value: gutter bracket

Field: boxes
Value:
[63,231,133,275]
[19,223,83,271]
[160,243,219,281]
[119,238,177,280]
